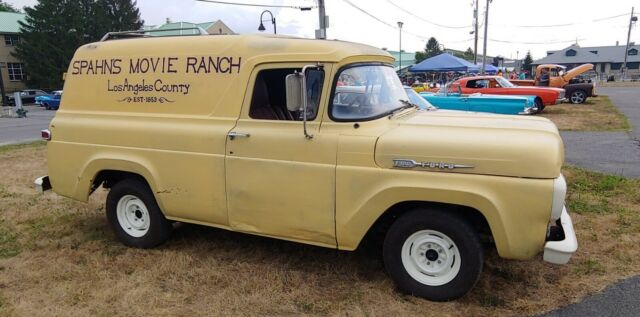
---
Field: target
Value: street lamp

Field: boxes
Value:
[397,21,403,74]
[258,10,276,34]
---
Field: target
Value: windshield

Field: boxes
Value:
[331,65,408,120]
[404,88,436,110]
[495,76,515,88]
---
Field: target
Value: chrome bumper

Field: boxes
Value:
[544,207,578,264]
[555,98,564,105]
[34,176,51,192]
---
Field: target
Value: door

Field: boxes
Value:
[225,63,338,247]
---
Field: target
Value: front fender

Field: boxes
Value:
[335,168,554,260]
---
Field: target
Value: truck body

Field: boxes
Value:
[36,33,577,301]
[511,64,596,104]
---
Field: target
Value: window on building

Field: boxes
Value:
[628,48,638,56]
[611,63,623,70]
[565,49,577,57]
[4,35,19,46]
[627,62,640,69]
[7,63,25,81]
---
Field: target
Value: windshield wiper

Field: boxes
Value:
[388,100,419,118]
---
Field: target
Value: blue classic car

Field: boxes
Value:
[35,91,62,110]
[413,87,538,115]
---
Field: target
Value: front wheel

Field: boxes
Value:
[534,99,545,114]
[569,90,587,104]
[383,208,483,301]
[106,178,172,248]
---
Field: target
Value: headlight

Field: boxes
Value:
[551,175,567,220]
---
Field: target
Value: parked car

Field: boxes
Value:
[36,33,577,301]
[452,76,565,113]
[510,64,596,104]
[6,89,50,105]
[411,87,537,115]
[37,91,62,110]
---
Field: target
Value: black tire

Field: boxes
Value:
[106,178,172,248]
[569,89,587,104]
[534,98,545,114]
[383,208,483,301]
[44,104,50,110]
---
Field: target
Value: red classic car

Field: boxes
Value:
[452,76,565,113]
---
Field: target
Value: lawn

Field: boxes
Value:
[1,143,639,316]
[540,95,631,131]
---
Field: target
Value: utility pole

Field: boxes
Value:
[0,63,5,107]
[473,0,479,64]
[481,0,491,75]
[316,0,327,39]
[622,6,637,80]
[398,21,403,74]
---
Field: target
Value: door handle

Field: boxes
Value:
[228,131,250,140]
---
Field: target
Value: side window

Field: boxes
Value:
[466,80,477,88]
[249,68,323,121]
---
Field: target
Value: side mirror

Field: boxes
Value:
[285,73,304,112]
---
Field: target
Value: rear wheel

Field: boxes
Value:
[383,208,483,301]
[106,178,172,248]
[569,90,587,104]
[44,103,50,110]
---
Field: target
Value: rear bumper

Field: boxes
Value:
[544,207,578,264]
[34,176,51,192]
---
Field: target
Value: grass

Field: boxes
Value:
[1,144,639,316]
[540,95,631,131]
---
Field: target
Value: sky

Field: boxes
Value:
[6,0,640,60]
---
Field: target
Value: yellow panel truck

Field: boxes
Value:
[35,31,577,301]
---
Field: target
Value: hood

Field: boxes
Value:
[562,63,594,82]
[375,111,564,179]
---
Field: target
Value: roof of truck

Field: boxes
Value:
[77,34,393,64]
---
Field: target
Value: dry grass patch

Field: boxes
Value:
[1,144,639,316]
[540,95,630,131]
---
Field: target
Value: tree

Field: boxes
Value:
[425,37,443,58]
[13,0,143,88]
[463,47,474,61]
[522,51,534,73]
[0,1,19,12]
[415,37,443,64]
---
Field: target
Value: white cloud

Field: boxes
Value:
[6,0,640,60]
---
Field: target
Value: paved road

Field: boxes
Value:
[0,105,55,146]
[560,87,640,178]
[539,275,640,317]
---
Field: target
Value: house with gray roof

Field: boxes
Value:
[145,19,235,36]
[533,43,640,79]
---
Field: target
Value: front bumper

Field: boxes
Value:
[543,207,578,264]
[554,98,564,105]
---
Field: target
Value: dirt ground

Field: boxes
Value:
[540,96,630,131]
[1,143,639,316]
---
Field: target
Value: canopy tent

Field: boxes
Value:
[409,53,479,72]
[470,63,499,74]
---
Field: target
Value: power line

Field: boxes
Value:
[195,0,316,10]
[494,12,629,28]
[384,0,471,29]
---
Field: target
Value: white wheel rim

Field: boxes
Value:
[401,230,461,286]
[116,195,150,238]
